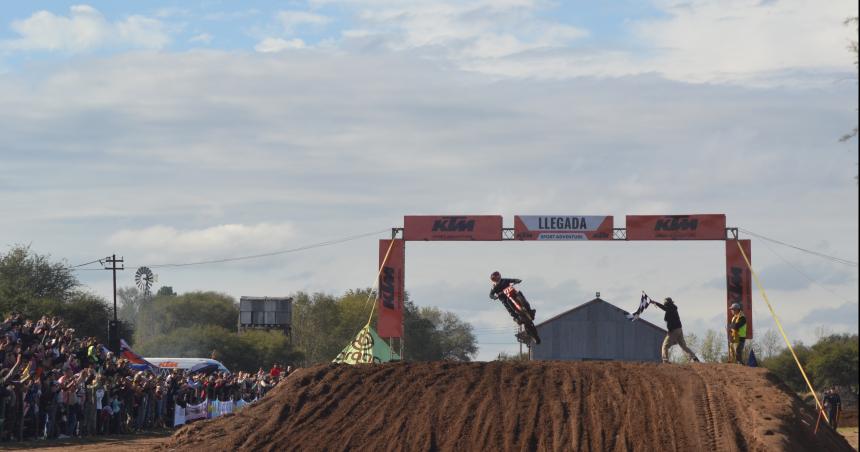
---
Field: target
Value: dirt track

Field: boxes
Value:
[160,361,853,452]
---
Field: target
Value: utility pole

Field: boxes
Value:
[103,254,124,353]
[518,325,523,358]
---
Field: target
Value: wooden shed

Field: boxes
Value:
[531,295,666,362]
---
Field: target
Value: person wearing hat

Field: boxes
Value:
[823,386,842,428]
[728,303,747,364]
[650,297,700,363]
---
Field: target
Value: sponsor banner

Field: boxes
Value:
[332,323,401,364]
[208,400,234,418]
[175,400,209,426]
[514,215,613,240]
[403,215,502,241]
[626,214,726,240]
[726,240,753,339]
[173,405,185,427]
[186,401,209,422]
[377,239,405,338]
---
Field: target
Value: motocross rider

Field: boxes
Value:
[489,271,536,323]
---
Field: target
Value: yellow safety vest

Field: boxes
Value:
[731,312,747,341]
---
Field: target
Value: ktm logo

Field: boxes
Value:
[655,216,699,231]
[432,216,475,232]
[728,266,744,304]
[380,267,396,309]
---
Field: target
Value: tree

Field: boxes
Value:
[0,245,78,316]
[156,286,176,297]
[758,329,783,360]
[807,334,859,393]
[289,289,478,365]
[699,329,728,363]
[762,341,813,393]
[290,291,344,365]
[403,302,477,361]
[117,286,147,327]
[0,245,133,342]
[134,291,238,345]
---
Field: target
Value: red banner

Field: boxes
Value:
[403,215,502,241]
[726,240,753,339]
[377,239,404,338]
[626,214,726,240]
[514,215,613,240]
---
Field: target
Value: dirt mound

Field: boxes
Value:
[161,362,853,452]
[840,408,858,428]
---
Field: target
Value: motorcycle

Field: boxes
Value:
[498,283,541,345]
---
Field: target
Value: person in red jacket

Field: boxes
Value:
[268,363,281,378]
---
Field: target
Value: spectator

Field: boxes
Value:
[0,313,291,442]
[269,363,282,378]
[823,387,842,429]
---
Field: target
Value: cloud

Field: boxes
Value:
[277,11,331,32]
[1,5,169,53]
[254,37,306,52]
[757,261,856,292]
[107,223,297,265]
[341,0,588,60]
[633,0,857,84]
[321,0,856,86]
[189,33,214,45]
[799,301,859,326]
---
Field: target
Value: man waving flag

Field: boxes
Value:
[626,292,652,321]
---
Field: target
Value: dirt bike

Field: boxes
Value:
[499,283,541,345]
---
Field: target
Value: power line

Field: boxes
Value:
[68,229,391,271]
[67,257,108,269]
[757,237,856,304]
[143,229,390,269]
[739,228,858,267]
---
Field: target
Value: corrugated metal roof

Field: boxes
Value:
[535,297,667,335]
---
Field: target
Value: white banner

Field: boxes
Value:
[208,400,235,418]
[186,400,208,421]
[173,405,186,427]
[175,400,208,426]
[514,215,613,240]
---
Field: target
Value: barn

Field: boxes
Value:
[531,294,666,362]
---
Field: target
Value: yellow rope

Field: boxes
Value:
[734,240,829,423]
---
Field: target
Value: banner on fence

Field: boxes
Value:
[173,405,185,427]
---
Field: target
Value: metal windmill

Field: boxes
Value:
[134,266,156,296]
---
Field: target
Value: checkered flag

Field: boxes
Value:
[626,291,652,321]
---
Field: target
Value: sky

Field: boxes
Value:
[0,0,857,361]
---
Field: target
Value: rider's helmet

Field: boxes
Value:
[490,271,501,283]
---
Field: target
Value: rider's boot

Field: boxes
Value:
[518,296,537,319]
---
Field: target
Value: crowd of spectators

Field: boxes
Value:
[0,312,289,442]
